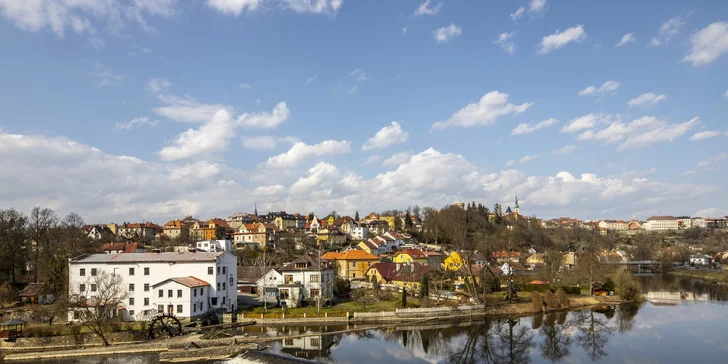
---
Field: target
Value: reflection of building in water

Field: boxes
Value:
[647,291,710,301]
[280,333,338,360]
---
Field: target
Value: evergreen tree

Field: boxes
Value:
[401,287,407,307]
[404,210,414,232]
[419,274,429,298]
[355,211,360,221]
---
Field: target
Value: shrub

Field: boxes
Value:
[559,286,581,295]
[530,292,543,312]
[108,322,122,332]
[555,288,569,307]
[24,326,53,337]
[614,270,642,301]
[602,277,616,292]
[543,290,560,309]
[123,322,134,331]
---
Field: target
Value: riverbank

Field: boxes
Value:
[671,268,728,284]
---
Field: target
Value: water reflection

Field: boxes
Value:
[539,312,571,362]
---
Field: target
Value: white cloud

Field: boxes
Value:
[289,162,339,194]
[363,155,382,165]
[252,184,286,196]
[265,140,351,168]
[382,152,410,167]
[306,74,318,82]
[510,7,525,21]
[725,90,728,98]
[348,68,368,93]
[134,0,178,17]
[650,16,683,46]
[529,0,547,14]
[683,21,728,66]
[237,102,290,128]
[432,91,533,129]
[553,145,577,155]
[433,23,462,44]
[241,135,298,150]
[401,27,407,35]
[511,118,557,135]
[538,25,586,54]
[578,80,620,97]
[115,117,160,131]
[88,37,105,50]
[687,152,728,175]
[562,113,610,133]
[506,154,539,166]
[362,121,409,151]
[281,0,343,15]
[495,32,516,55]
[628,92,667,107]
[89,70,124,87]
[239,82,252,90]
[413,0,442,16]
[205,0,261,17]
[154,94,228,123]
[146,78,172,93]
[577,116,699,150]
[690,130,721,141]
[158,109,234,161]
[614,33,636,48]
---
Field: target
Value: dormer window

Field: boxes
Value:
[295,263,307,269]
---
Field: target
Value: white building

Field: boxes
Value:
[68,251,237,321]
[195,240,234,253]
[689,254,711,266]
[256,254,334,308]
[349,226,369,241]
[644,216,679,231]
[691,217,707,228]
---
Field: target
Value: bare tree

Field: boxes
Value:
[69,271,128,346]
[27,206,58,283]
[0,209,28,284]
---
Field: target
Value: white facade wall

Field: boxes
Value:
[691,218,706,228]
[645,219,679,231]
[149,281,209,319]
[68,252,237,322]
[257,269,334,302]
[196,240,234,252]
[350,226,369,240]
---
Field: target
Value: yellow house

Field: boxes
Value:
[526,253,545,269]
[444,251,488,271]
[393,249,429,265]
[357,240,381,255]
[322,250,380,280]
[317,228,347,246]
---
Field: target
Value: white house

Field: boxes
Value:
[68,251,237,321]
[349,226,369,241]
[691,217,707,228]
[689,254,711,266]
[195,240,234,253]
[255,254,334,308]
[644,216,679,231]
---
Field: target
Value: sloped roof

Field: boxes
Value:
[359,240,379,250]
[18,283,49,297]
[153,276,210,288]
[97,242,145,254]
[368,262,434,282]
[72,252,226,264]
[322,250,379,261]
[395,249,427,259]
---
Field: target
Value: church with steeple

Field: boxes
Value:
[505,195,521,220]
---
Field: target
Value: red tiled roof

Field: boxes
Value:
[395,249,427,259]
[97,242,144,254]
[168,277,210,288]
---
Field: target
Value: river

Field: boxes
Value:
[46,275,728,364]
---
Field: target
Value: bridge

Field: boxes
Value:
[604,260,658,273]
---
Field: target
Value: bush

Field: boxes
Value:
[108,322,122,332]
[123,322,135,331]
[614,270,642,301]
[24,326,53,337]
[602,277,616,292]
[530,292,543,312]
[559,286,581,295]
[555,288,569,307]
[543,290,560,309]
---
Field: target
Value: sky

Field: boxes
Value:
[0,0,727,223]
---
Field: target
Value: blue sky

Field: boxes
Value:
[0,0,727,223]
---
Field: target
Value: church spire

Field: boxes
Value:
[514,195,520,220]
[254,202,258,217]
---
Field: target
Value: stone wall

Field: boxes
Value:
[0,330,145,351]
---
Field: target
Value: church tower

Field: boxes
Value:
[514,195,520,219]
[254,202,258,217]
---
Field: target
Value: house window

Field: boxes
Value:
[129,310,135,316]
[296,263,306,269]
[177,305,183,314]
[208,267,213,275]
[80,284,86,292]
[80,268,86,276]
[310,274,319,282]
[217,267,221,274]
[310,338,320,347]
[73,311,80,320]
[168,290,173,298]
[129,284,135,291]
[285,339,294,346]
[144,283,149,292]
[177,290,182,298]
[91,268,97,276]
[211,297,218,306]
[311,289,320,297]
[129,267,135,276]
[351,262,356,268]
[284,275,293,284]
[194,289,197,297]
[217,283,220,291]
[144,298,149,306]
[144,267,150,276]
[222,283,226,291]
[280,289,290,299]
[193,303,196,312]
[91,284,97,292]
[129,297,135,305]
[158,290,163,298]
[157,305,164,314]
[222,266,227,274]
[222,297,226,304]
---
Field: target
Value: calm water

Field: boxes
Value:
[47,275,728,364]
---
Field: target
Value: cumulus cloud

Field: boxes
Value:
[362,122,408,151]
[553,145,577,155]
[562,113,611,133]
[237,102,290,128]
[614,33,636,48]
[510,0,546,21]
[538,25,586,54]
[686,152,728,175]
[577,116,699,150]
[433,23,462,43]
[650,16,683,46]
[146,78,172,93]
[413,0,442,16]
[363,155,382,165]
[205,0,261,16]
[495,32,516,55]
[265,140,351,168]
[628,92,667,107]
[241,136,298,150]
[506,154,539,166]
[115,117,160,131]
[239,82,252,90]
[382,152,410,167]
[511,118,557,135]
[510,7,525,21]
[154,94,228,123]
[281,0,343,15]
[158,110,235,161]
[578,80,620,97]
[432,91,533,129]
[690,130,721,141]
[289,162,339,195]
[683,21,728,66]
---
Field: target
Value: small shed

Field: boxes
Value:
[18,283,55,304]
[0,319,27,339]
[592,288,609,296]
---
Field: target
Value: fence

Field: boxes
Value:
[239,312,349,320]
[395,304,485,314]
[352,311,396,318]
